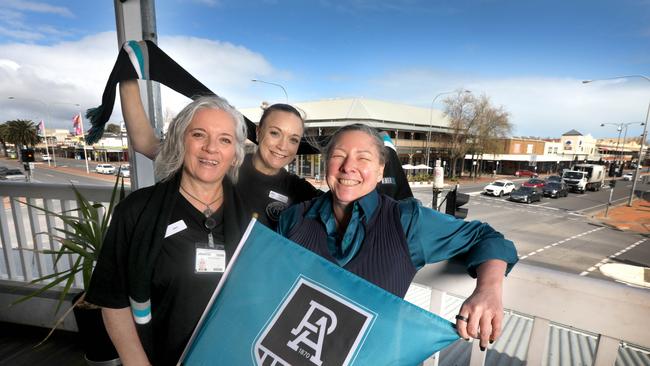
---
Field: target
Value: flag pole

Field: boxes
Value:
[39,120,52,167]
[77,113,90,174]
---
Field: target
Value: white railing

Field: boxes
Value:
[412,261,650,366]
[0,181,126,287]
[2,181,649,365]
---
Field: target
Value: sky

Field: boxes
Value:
[0,0,649,139]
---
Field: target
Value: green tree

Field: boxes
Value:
[4,119,41,149]
[0,123,10,157]
[105,123,122,135]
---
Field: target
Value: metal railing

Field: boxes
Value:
[411,261,650,366]
[1,181,649,365]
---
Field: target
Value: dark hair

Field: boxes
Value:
[259,103,304,128]
[324,123,387,165]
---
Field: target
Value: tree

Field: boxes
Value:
[0,123,9,157]
[443,91,479,177]
[4,119,41,149]
[442,91,512,177]
[105,123,122,135]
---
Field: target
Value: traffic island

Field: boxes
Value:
[594,196,650,235]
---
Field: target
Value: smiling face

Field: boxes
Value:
[326,130,385,210]
[255,110,304,175]
[182,108,237,186]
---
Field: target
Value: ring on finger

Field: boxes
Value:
[455,314,469,322]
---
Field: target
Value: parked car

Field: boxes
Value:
[95,164,116,175]
[542,182,569,198]
[622,173,634,181]
[117,164,130,178]
[522,178,546,188]
[41,154,52,162]
[0,168,26,181]
[546,175,562,183]
[514,170,538,178]
[509,186,542,204]
[483,180,516,197]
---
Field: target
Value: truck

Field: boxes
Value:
[561,164,605,193]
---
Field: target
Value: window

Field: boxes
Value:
[513,143,521,153]
[526,144,534,154]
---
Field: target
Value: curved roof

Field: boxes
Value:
[240,97,450,132]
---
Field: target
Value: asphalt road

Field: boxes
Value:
[3,158,648,286]
[0,158,125,187]
[411,177,650,286]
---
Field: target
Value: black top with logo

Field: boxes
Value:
[236,153,321,229]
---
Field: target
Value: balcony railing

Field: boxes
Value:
[1,181,649,365]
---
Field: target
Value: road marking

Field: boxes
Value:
[519,227,605,259]
[577,196,634,214]
[467,191,483,196]
[580,238,648,276]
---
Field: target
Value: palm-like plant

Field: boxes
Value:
[5,119,41,149]
[12,175,126,341]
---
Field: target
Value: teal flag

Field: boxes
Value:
[180,220,459,366]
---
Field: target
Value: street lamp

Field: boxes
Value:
[251,79,289,103]
[601,122,644,174]
[584,75,650,206]
[425,89,470,167]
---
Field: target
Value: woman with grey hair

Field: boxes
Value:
[278,123,519,353]
[86,95,249,366]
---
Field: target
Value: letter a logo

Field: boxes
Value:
[253,277,374,366]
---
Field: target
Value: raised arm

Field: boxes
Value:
[120,80,161,159]
[102,307,151,365]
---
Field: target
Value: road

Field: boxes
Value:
[3,158,648,287]
[411,177,650,286]
[0,158,126,187]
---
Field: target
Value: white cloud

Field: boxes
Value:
[367,69,649,138]
[0,0,74,18]
[0,25,43,40]
[0,32,280,129]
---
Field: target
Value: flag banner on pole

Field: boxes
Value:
[72,114,82,136]
[37,120,45,136]
[180,220,459,366]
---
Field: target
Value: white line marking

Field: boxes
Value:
[580,238,648,276]
[519,227,605,261]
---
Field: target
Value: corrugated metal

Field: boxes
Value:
[405,284,650,366]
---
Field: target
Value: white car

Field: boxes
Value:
[622,173,634,181]
[95,164,116,175]
[484,180,516,197]
[41,154,52,162]
[118,164,130,178]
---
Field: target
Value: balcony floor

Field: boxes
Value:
[0,322,85,366]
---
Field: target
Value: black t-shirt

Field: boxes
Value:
[236,153,321,229]
[87,191,226,366]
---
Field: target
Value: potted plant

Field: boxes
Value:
[12,175,126,365]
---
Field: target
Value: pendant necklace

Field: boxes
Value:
[180,185,223,247]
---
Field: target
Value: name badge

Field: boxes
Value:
[269,190,289,204]
[165,220,187,238]
[195,247,226,273]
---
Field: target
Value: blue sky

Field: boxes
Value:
[0,0,649,138]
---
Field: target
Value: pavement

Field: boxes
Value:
[594,195,650,235]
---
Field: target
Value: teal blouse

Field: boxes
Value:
[278,190,518,277]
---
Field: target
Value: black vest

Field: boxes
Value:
[287,194,417,298]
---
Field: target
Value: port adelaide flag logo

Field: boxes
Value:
[254,277,375,366]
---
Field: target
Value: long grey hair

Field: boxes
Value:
[154,95,247,182]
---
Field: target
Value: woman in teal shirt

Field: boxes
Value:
[278,123,518,352]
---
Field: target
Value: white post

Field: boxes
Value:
[77,112,90,174]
